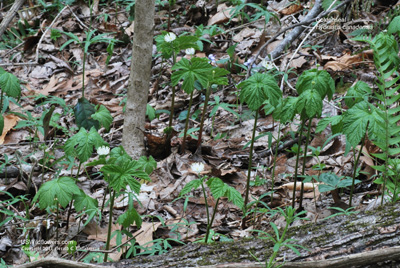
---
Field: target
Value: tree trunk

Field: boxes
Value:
[122,0,155,159]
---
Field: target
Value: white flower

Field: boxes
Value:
[97,146,110,156]
[185,48,195,55]
[261,59,274,70]
[164,32,176,43]
[191,162,205,174]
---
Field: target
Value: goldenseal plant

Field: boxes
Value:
[171,57,229,153]
[237,72,282,228]
[179,162,244,243]
[155,32,200,132]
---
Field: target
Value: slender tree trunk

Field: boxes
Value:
[122,0,155,159]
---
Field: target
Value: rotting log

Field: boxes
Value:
[14,202,400,268]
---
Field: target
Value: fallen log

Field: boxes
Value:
[14,201,400,268]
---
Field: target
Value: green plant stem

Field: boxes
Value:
[349,133,365,207]
[82,52,86,98]
[205,197,220,243]
[298,118,313,211]
[291,119,305,209]
[197,86,211,149]
[56,201,59,240]
[0,91,3,113]
[242,109,259,229]
[200,180,211,243]
[65,200,73,231]
[104,189,115,262]
[168,86,176,128]
[168,52,177,129]
[181,91,194,154]
[270,122,282,205]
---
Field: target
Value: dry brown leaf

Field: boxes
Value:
[232,28,257,43]
[0,114,20,145]
[324,51,373,71]
[133,222,162,250]
[38,75,59,96]
[280,3,303,15]
[207,4,232,26]
[85,223,125,261]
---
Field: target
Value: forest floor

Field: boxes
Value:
[0,0,399,267]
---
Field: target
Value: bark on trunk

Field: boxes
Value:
[121,0,155,159]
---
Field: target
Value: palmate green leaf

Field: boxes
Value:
[206,177,226,199]
[64,127,107,163]
[176,35,200,51]
[74,97,100,130]
[110,146,132,165]
[0,68,21,98]
[101,160,148,192]
[171,57,213,93]
[155,34,173,58]
[137,155,157,175]
[296,89,322,118]
[118,207,142,228]
[345,81,372,108]
[180,178,202,196]
[273,96,297,123]
[74,189,98,212]
[296,69,335,100]
[91,105,113,132]
[388,15,400,35]
[156,33,200,59]
[208,67,230,86]
[33,177,80,209]
[225,185,244,210]
[342,101,377,147]
[316,115,342,133]
[238,72,281,111]
[206,177,244,209]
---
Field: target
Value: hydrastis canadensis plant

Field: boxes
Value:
[180,162,244,243]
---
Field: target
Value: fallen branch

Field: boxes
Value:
[197,246,400,268]
[246,0,352,78]
[0,0,25,37]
